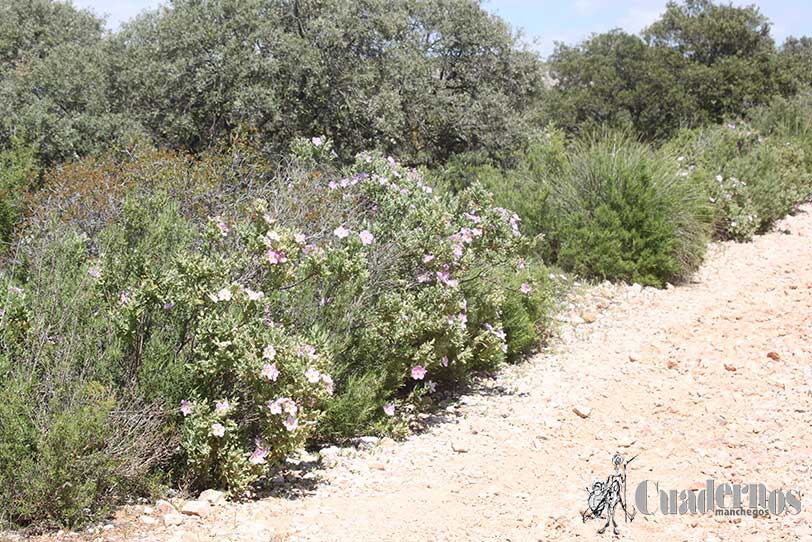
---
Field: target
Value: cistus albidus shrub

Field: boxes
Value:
[665,122,812,241]
[26,137,551,496]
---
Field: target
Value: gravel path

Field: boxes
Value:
[34,205,812,542]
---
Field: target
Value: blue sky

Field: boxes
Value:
[74,0,811,58]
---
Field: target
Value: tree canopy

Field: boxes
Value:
[0,0,810,165]
[0,0,545,166]
[543,0,802,139]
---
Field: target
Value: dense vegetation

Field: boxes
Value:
[542,0,810,139]
[0,0,810,530]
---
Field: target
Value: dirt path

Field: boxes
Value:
[39,206,812,542]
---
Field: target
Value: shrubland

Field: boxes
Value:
[0,0,811,530]
[0,138,561,526]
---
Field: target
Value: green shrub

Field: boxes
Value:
[665,123,812,240]
[550,132,711,286]
[0,138,37,246]
[433,128,569,241]
[749,90,812,178]
[499,260,563,361]
[0,228,172,529]
[749,89,812,141]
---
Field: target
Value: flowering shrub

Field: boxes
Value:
[84,138,540,491]
[0,132,561,524]
[666,123,812,241]
[313,150,536,437]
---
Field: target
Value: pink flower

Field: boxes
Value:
[516,258,526,270]
[266,230,281,242]
[180,400,192,417]
[411,365,427,380]
[283,416,298,432]
[328,180,338,190]
[510,214,521,237]
[261,363,279,381]
[436,271,458,288]
[296,344,316,358]
[383,403,395,416]
[249,445,269,465]
[263,345,277,360]
[520,283,532,295]
[452,244,464,259]
[359,230,374,245]
[283,399,298,416]
[312,136,323,146]
[440,356,449,367]
[211,423,225,437]
[305,367,321,383]
[321,373,334,395]
[215,399,230,415]
[334,226,350,239]
[416,272,432,283]
[214,216,228,236]
[294,233,306,245]
[215,288,232,302]
[422,254,435,264]
[267,249,287,265]
[118,291,130,304]
[267,399,283,414]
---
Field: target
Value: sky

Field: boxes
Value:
[74,0,812,58]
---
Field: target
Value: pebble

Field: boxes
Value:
[451,442,469,453]
[198,489,225,505]
[581,311,597,323]
[156,499,176,514]
[163,513,185,526]
[181,501,211,518]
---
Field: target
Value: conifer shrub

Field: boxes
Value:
[550,132,711,286]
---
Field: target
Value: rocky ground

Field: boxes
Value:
[17,205,812,542]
